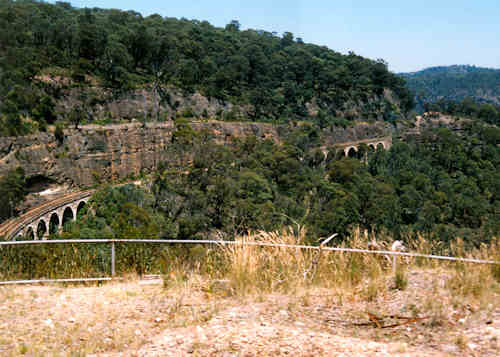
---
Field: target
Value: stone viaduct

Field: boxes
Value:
[321,136,392,158]
[0,190,94,240]
[0,137,393,241]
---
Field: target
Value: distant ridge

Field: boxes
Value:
[399,65,500,112]
[401,64,500,77]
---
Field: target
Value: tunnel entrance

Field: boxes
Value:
[25,175,58,194]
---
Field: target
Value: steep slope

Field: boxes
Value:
[0,0,413,137]
[0,120,392,188]
[400,65,500,112]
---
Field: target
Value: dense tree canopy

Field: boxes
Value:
[61,184,165,239]
[0,0,413,136]
[1,1,498,249]
[423,98,500,126]
[59,119,499,246]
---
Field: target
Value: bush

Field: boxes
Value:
[54,124,64,144]
[181,107,195,118]
[0,167,27,223]
[393,266,408,290]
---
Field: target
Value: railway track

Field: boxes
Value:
[0,190,95,239]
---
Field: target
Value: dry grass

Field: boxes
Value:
[216,227,500,351]
[156,227,500,317]
[0,228,498,356]
[221,226,315,294]
[0,278,222,356]
[219,227,499,299]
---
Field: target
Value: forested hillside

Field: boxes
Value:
[55,119,499,245]
[0,0,413,137]
[400,65,500,112]
[1,1,499,246]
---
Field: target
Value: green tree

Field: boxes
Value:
[0,168,27,223]
[100,35,132,88]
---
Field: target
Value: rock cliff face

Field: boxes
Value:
[0,122,278,189]
[54,86,240,123]
[321,122,392,147]
[0,121,392,191]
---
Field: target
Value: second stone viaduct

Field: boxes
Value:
[320,136,392,158]
[0,137,393,240]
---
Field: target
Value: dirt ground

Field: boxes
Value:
[0,269,498,356]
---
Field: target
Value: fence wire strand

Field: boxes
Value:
[1,238,499,285]
[1,238,498,264]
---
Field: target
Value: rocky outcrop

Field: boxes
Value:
[321,122,392,147]
[0,121,278,188]
[0,120,394,190]
[52,85,240,123]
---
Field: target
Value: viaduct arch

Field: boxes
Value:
[22,198,90,239]
[321,136,392,158]
[0,137,392,240]
[0,190,94,240]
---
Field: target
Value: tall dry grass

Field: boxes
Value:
[445,238,500,300]
[218,226,387,296]
[220,226,315,294]
[2,225,498,301]
[210,227,500,300]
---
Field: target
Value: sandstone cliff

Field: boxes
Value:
[0,122,278,189]
[0,121,392,192]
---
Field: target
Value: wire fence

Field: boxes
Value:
[1,238,499,285]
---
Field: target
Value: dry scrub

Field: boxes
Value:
[216,228,499,300]
[0,229,499,356]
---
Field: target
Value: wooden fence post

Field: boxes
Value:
[111,242,116,277]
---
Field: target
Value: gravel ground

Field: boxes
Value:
[1,269,498,356]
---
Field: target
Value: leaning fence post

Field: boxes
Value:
[111,241,116,277]
[391,241,404,276]
[392,255,397,276]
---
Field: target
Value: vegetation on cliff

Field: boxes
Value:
[53,119,500,246]
[63,184,165,240]
[0,0,413,136]
[422,98,500,126]
[0,1,498,248]
[0,167,26,223]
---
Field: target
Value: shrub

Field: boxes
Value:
[54,124,64,144]
[181,107,195,118]
[393,266,408,290]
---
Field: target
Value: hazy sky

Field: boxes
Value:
[50,1,500,73]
